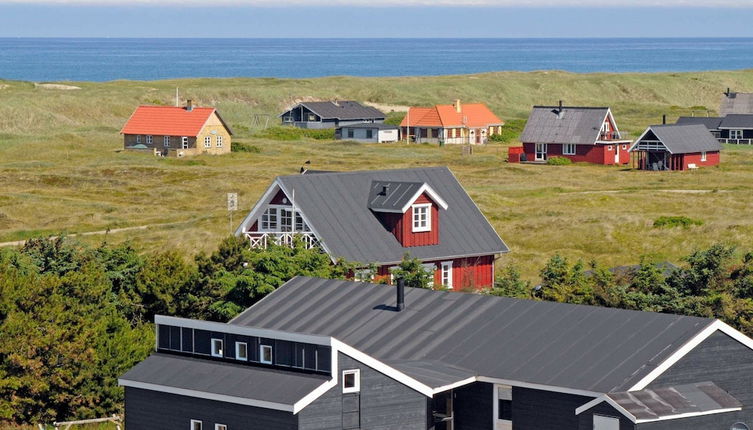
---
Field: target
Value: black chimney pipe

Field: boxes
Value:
[662,114,666,125]
[396,278,405,311]
[381,185,389,196]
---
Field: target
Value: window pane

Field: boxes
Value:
[498,399,512,420]
[344,373,355,388]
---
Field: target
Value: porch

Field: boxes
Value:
[244,232,320,250]
[719,137,753,145]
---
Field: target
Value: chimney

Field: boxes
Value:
[454,99,462,113]
[381,185,389,196]
[556,100,564,119]
[396,278,405,311]
[662,114,666,125]
[726,88,731,96]
[186,99,193,112]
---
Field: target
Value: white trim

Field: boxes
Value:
[119,379,294,412]
[477,376,602,398]
[575,395,637,422]
[562,143,576,155]
[293,379,337,414]
[401,183,449,212]
[636,407,741,424]
[190,419,203,430]
[342,369,361,393]
[235,341,248,361]
[432,376,477,394]
[701,151,707,162]
[211,338,223,358]
[234,182,281,236]
[260,344,273,364]
[155,315,331,346]
[411,203,432,233]
[277,181,334,260]
[214,424,227,430]
[493,383,513,426]
[629,126,675,154]
[575,395,741,424]
[441,260,453,289]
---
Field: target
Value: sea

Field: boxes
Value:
[1,37,752,82]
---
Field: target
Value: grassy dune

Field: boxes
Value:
[2,70,753,280]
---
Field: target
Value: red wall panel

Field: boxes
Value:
[521,143,630,165]
[377,255,495,291]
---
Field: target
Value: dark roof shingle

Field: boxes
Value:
[675,116,723,130]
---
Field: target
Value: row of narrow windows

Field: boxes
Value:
[134,135,224,148]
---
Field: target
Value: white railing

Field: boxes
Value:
[245,232,320,250]
[719,138,753,145]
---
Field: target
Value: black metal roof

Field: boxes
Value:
[274,167,508,264]
[719,114,753,129]
[639,124,722,154]
[285,101,385,120]
[675,116,723,130]
[231,277,714,394]
[119,353,328,406]
[607,381,741,421]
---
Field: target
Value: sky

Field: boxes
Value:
[1,1,753,38]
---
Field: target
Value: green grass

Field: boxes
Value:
[2,70,753,280]
[653,215,704,229]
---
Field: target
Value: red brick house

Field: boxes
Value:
[515,103,632,164]
[234,167,509,290]
[630,124,722,171]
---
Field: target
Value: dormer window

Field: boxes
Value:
[412,204,431,232]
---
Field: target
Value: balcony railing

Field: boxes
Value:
[598,132,623,141]
[244,232,320,250]
[719,138,753,145]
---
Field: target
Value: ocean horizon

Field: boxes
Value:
[1,37,752,82]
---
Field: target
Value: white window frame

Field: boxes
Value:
[493,384,513,428]
[204,136,212,148]
[190,419,203,430]
[214,424,227,430]
[593,415,620,430]
[441,261,453,289]
[535,143,547,161]
[280,208,294,232]
[235,342,248,361]
[731,129,744,140]
[342,369,360,394]
[701,151,707,162]
[216,135,223,147]
[163,136,170,147]
[412,203,432,233]
[260,344,273,364]
[607,145,613,151]
[136,135,141,144]
[146,135,153,145]
[181,136,189,149]
[562,143,576,155]
[211,338,223,358]
[622,144,627,150]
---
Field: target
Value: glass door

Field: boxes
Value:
[535,143,547,161]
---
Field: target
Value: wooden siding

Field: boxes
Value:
[512,387,594,429]
[453,382,494,429]
[377,192,440,247]
[124,387,298,430]
[522,142,630,165]
[298,353,428,430]
[376,255,495,290]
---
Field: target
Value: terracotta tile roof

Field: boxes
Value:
[400,103,503,128]
[120,105,222,137]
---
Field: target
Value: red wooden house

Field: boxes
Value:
[234,167,509,290]
[629,124,722,171]
[513,103,632,165]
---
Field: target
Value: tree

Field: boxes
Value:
[391,254,434,289]
[490,265,531,298]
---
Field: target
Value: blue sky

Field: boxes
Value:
[1,2,753,38]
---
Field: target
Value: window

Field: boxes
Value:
[593,415,619,430]
[181,137,189,149]
[215,425,227,430]
[622,144,627,150]
[366,129,373,139]
[235,342,248,361]
[563,143,576,155]
[354,269,374,282]
[163,136,170,147]
[731,129,744,140]
[452,129,457,138]
[347,129,354,138]
[535,143,547,161]
[342,369,360,393]
[280,208,293,232]
[146,135,153,145]
[412,204,431,233]
[607,145,613,151]
[136,135,141,144]
[260,344,273,364]
[204,136,212,148]
[701,151,707,162]
[190,420,202,430]
[441,261,453,289]
[495,385,512,423]
[216,136,223,147]
[261,208,278,231]
[295,212,310,232]
[211,338,223,358]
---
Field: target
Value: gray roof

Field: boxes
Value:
[608,382,741,421]
[640,124,722,154]
[338,123,398,130]
[720,92,753,116]
[367,181,424,212]
[719,114,753,129]
[120,353,328,405]
[520,106,611,145]
[231,276,713,394]
[276,167,508,264]
[675,116,723,130]
[289,101,385,120]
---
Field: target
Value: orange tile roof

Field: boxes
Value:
[120,105,223,137]
[400,103,504,128]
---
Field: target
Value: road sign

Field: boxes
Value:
[227,193,238,211]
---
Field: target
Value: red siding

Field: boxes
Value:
[522,142,630,165]
[683,151,720,169]
[377,255,495,291]
[378,193,440,247]
[269,189,291,205]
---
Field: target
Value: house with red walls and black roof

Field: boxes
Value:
[233,167,508,290]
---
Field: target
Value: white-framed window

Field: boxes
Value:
[731,423,750,430]
[563,143,576,155]
[211,338,223,358]
[731,129,744,140]
[342,369,360,393]
[493,384,512,426]
[412,204,431,233]
[422,263,436,288]
[181,136,189,149]
[190,419,203,430]
[261,207,278,231]
[146,135,153,145]
[593,415,620,430]
[280,208,293,232]
[535,143,547,161]
[295,212,310,232]
[216,135,223,147]
[235,342,248,361]
[701,151,707,162]
[441,261,453,289]
[607,145,613,151]
[204,136,212,148]
[215,424,227,430]
[136,135,142,144]
[163,136,170,147]
[622,144,627,150]
[260,344,273,364]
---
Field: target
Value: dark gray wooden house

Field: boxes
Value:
[675,116,723,139]
[677,115,753,144]
[279,101,386,129]
[120,276,753,430]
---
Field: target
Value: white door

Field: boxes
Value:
[593,415,620,430]
[535,143,547,161]
[614,146,620,164]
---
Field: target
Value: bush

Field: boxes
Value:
[488,119,526,144]
[653,216,703,229]
[547,156,572,166]
[232,142,262,153]
[253,126,334,141]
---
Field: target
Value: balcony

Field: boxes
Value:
[244,232,320,250]
[719,138,753,145]
[598,132,622,141]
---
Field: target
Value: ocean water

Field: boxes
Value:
[0,38,752,82]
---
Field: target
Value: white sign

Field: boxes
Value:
[227,193,238,211]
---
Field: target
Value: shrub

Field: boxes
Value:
[653,216,704,229]
[254,126,334,141]
[232,142,262,153]
[488,119,527,144]
[547,156,572,166]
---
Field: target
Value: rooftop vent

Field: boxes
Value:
[381,184,389,196]
[552,100,565,119]
[396,278,405,311]
[186,99,193,112]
